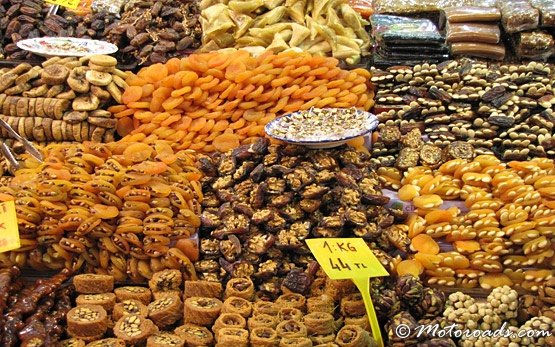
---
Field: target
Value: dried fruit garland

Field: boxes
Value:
[114,50,374,152]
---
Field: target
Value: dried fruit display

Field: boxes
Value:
[194,138,410,299]
[0,55,126,143]
[105,0,202,69]
[396,155,555,291]
[371,59,555,169]
[198,0,370,64]
[0,141,202,282]
[117,50,374,152]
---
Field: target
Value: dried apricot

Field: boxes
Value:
[123,143,154,163]
[396,260,424,277]
[411,234,440,255]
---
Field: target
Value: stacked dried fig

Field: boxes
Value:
[0,55,126,142]
[106,0,202,70]
[196,138,406,299]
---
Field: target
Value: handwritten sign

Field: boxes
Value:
[306,238,389,347]
[45,0,80,10]
[0,201,20,253]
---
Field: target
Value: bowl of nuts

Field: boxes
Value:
[265,107,378,149]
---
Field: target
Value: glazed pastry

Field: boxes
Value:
[114,286,152,305]
[250,327,279,347]
[275,293,307,312]
[278,308,303,322]
[253,301,279,316]
[310,334,336,345]
[174,324,214,346]
[184,281,222,299]
[225,278,255,300]
[340,294,365,317]
[276,320,308,339]
[279,337,313,347]
[85,338,126,347]
[66,305,109,338]
[113,314,159,345]
[113,299,148,321]
[146,333,185,347]
[183,297,223,326]
[335,325,375,347]
[215,327,249,347]
[153,290,182,300]
[343,316,370,332]
[212,313,247,334]
[57,338,86,347]
[73,274,114,294]
[221,297,252,318]
[148,295,183,328]
[307,295,335,315]
[76,293,117,312]
[248,314,278,330]
[303,312,335,335]
[324,280,356,301]
[149,269,182,292]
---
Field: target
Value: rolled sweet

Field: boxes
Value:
[225,278,255,300]
[73,274,114,294]
[343,316,370,332]
[113,299,149,321]
[184,280,223,299]
[335,325,373,347]
[276,320,308,339]
[85,338,126,347]
[307,295,335,315]
[114,286,152,305]
[215,327,249,346]
[58,338,86,347]
[146,332,185,347]
[113,314,159,345]
[339,294,365,317]
[313,343,339,347]
[221,296,252,318]
[183,297,223,326]
[278,308,303,322]
[249,327,279,347]
[253,301,279,316]
[279,337,313,347]
[76,293,117,312]
[324,279,356,301]
[212,312,247,335]
[153,290,182,300]
[310,334,336,345]
[149,269,182,293]
[248,314,278,330]
[148,295,183,328]
[174,324,214,346]
[303,312,335,335]
[67,305,109,338]
[275,294,306,312]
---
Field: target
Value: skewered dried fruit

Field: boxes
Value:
[117,50,374,152]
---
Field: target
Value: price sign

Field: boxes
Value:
[306,238,389,347]
[0,201,20,253]
[45,0,80,10]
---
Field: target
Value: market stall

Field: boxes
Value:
[1,0,555,346]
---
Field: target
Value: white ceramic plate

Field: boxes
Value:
[265,108,379,149]
[17,37,118,57]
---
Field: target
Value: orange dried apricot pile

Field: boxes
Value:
[393,156,555,292]
[0,141,201,282]
[115,50,375,152]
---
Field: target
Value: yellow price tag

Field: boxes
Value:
[0,201,20,253]
[306,238,389,347]
[45,0,79,9]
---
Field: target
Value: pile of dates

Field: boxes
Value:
[106,0,202,70]
[196,139,410,299]
[0,0,119,60]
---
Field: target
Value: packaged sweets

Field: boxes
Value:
[446,23,501,44]
[513,30,555,60]
[442,6,501,23]
[530,0,555,26]
[450,42,506,60]
[371,15,444,45]
[499,0,539,33]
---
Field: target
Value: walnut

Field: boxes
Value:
[218,156,236,175]
[301,184,329,199]
[341,188,361,206]
[266,177,286,194]
[276,230,303,249]
[252,209,274,224]
[212,175,234,190]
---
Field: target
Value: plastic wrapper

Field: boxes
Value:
[499,0,539,33]
[446,23,501,44]
[443,6,501,22]
[373,0,498,14]
[514,30,555,61]
[92,0,127,14]
[530,0,555,27]
[371,15,443,45]
[450,42,506,60]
